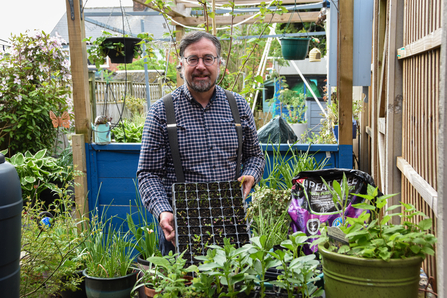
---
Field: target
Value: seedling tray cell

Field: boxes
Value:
[172,180,251,265]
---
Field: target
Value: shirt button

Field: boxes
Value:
[210,146,213,150]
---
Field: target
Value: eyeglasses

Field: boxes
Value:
[184,54,219,66]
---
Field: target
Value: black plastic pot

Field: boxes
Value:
[102,37,142,64]
[83,269,137,298]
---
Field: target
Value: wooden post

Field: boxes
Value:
[337,0,354,146]
[437,0,447,293]
[72,134,88,217]
[385,0,404,220]
[65,0,91,140]
[65,0,91,215]
[88,69,97,122]
[176,25,184,87]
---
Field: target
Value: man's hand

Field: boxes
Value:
[159,211,175,246]
[238,175,255,199]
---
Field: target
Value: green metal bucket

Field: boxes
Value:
[280,37,311,60]
[319,243,422,298]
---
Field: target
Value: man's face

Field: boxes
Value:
[181,38,221,93]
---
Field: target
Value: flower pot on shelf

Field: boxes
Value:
[279,37,311,60]
[318,242,422,298]
[83,269,137,298]
[102,37,142,64]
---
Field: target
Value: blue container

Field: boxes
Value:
[0,153,22,297]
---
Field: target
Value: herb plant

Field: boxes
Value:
[314,174,437,261]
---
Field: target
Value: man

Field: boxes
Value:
[137,31,265,255]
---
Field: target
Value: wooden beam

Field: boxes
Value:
[65,0,90,216]
[397,157,438,215]
[172,11,319,26]
[397,28,442,59]
[133,0,187,17]
[176,0,322,8]
[337,0,354,146]
[436,0,447,293]
[176,26,184,88]
[65,0,91,142]
[384,0,404,222]
[72,134,89,217]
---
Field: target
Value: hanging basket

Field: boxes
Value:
[279,37,311,60]
[102,37,142,64]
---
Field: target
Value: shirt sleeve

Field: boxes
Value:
[234,93,266,184]
[137,100,173,220]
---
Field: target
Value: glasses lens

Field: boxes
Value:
[203,55,215,65]
[186,56,199,65]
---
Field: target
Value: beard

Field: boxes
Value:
[184,72,220,93]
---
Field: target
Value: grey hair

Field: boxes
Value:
[178,31,221,58]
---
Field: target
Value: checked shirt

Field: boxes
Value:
[137,85,265,220]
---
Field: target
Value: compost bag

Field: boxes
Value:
[288,168,377,254]
[257,116,297,143]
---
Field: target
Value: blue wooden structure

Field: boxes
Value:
[85,143,353,229]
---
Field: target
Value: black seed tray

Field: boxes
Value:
[172,180,251,265]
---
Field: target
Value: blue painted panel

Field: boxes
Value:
[85,142,353,234]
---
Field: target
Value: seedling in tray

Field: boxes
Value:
[172,180,251,265]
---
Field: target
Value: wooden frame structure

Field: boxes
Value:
[367,0,445,294]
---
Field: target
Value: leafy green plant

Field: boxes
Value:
[125,96,146,117]
[111,118,144,143]
[197,238,252,298]
[270,232,323,298]
[1,148,81,203]
[313,174,437,261]
[0,30,72,155]
[138,250,198,298]
[20,188,88,297]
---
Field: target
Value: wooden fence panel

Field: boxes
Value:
[95,81,162,104]
[400,0,441,286]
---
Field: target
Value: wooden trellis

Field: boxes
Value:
[369,0,443,293]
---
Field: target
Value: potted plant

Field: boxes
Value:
[278,88,307,139]
[279,37,311,60]
[313,174,437,298]
[84,32,156,68]
[82,211,138,298]
[133,250,198,298]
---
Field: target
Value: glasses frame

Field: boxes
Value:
[183,55,219,66]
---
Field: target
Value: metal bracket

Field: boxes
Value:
[68,0,75,20]
[68,0,83,20]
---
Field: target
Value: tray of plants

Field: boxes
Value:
[172,180,251,265]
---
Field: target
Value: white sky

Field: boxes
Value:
[0,0,135,42]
